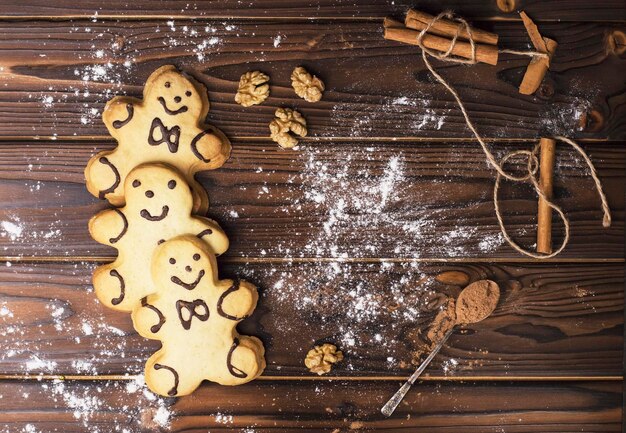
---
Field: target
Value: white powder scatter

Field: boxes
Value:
[329,94,448,137]
[81,322,94,336]
[0,219,23,241]
[442,358,459,374]
[25,356,57,373]
[273,34,283,47]
[214,413,234,424]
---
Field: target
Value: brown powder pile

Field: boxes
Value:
[455,280,500,325]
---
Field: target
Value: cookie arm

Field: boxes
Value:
[131,295,166,339]
[216,279,258,321]
[193,217,229,256]
[88,208,128,247]
[189,126,231,170]
[102,97,140,138]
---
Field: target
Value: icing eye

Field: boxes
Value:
[169,258,176,264]
[132,180,141,188]
[157,239,165,244]
[185,91,192,97]
[145,190,154,198]
[193,253,200,261]
[168,180,177,189]
[165,82,171,88]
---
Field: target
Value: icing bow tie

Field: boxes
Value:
[149,117,180,153]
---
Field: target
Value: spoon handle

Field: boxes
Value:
[381,328,454,417]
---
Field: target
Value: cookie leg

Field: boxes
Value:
[92,264,128,311]
[145,350,202,397]
[224,336,265,384]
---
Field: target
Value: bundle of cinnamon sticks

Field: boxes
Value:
[383,9,557,95]
[383,9,499,65]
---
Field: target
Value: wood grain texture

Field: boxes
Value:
[0,20,624,139]
[0,0,624,21]
[0,141,622,259]
[0,261,621,376]
[0,379,620,432]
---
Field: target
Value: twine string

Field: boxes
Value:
[414,11,611,258]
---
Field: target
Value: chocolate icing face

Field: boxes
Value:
[145,68,204,120]
[140,205,170,221]
[125,165,192,222]
[158,96,188,115]
[171,270,205,290]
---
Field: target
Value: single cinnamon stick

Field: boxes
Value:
[537,137,556,254]
[405,9,499,46]
[518,11,558,95]
[383,18,499,65]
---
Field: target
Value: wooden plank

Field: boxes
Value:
[0,379,620,432]
[0,141,622,259]
[0,20,624,140]
[0,261,621,377]
[0,0,624,21]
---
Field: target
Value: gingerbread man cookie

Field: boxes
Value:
[132,235,265,396]
[89,163,229,312]
[85,65,231,214]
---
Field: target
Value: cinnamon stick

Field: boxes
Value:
[518,11,558,95]
[405,9,498,46]
[383,18,499,65]
[537,137,556,254]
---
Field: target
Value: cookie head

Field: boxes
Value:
[124,164,192,221]
[145,66,205,120]
[154,236,214,293]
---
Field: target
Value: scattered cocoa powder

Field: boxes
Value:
[455,280,500,325]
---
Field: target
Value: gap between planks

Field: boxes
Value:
[1,256,623,264]
[0,136,617,144]
[0,15,622,23]
[0,374,621,382]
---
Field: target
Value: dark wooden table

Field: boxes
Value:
[0,1,623,431]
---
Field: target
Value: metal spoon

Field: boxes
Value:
[381,280,500,417]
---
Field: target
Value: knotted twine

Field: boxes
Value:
[414,11,611,259]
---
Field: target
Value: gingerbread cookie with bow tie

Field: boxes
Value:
[89,163,229,312]
[85,65,231,214]
[132,235,265,396]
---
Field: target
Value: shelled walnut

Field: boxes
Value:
[291,66,325,103]
[269,108,307,148]
[235,71,270,107]
[304,343,344,375]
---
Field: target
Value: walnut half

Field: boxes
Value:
[235,71,270,107]
[269,108,307,148]
[304,343,344,375]
[291,66,324,103]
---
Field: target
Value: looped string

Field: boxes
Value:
[414,11,611,258]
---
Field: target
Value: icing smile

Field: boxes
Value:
[140,205,169,221]
[171,270,205,290]
[158,97,188,115]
